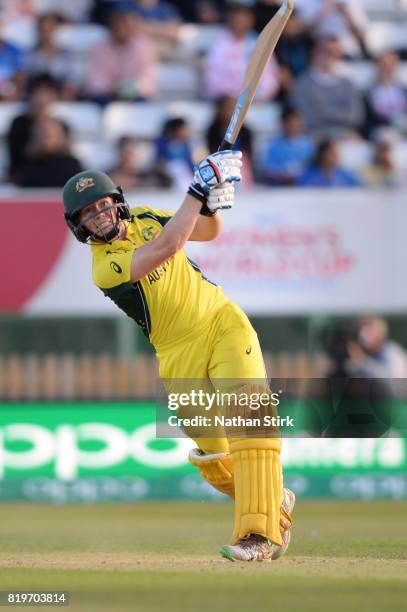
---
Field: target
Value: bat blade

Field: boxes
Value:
[219,0,294,151]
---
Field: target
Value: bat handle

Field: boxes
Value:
[218,139,233,152]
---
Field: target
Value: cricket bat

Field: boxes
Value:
[219,0,294,151]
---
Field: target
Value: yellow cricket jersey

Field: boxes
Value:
[91,206,228,350]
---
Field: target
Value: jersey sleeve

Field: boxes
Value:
[92,206,175,290]
[92,248,134,290]
[131,206,174,228]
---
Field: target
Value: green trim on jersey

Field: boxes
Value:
[135,212,172,227]
[102,281,151,339]
[187,256,217,287]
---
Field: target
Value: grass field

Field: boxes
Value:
[0,501,406,612]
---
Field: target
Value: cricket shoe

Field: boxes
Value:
[219,488,296,562]
[219,534,275,562]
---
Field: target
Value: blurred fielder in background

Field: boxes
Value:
[62,149,295,562]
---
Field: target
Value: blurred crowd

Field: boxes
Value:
[325,315,407,379]
[0,0,407,188]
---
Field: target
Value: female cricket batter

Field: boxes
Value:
[62,150,294,561]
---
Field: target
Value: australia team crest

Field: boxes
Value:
[75,177,95,193]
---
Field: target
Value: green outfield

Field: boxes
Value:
[0,501,406,612]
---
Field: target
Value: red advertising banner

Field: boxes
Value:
[2,198,69,311]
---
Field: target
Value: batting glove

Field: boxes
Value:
[206,182,235,213]
[188,150,242,207]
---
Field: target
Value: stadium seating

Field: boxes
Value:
[72,138,155,172]
[71,139,116,172]
[0,104,25,138]
[50,102,102,137]
[33,0,92,22]
[103,100,281,143]
[341,59,407,89]
[1,2,407,186]
[177,24,225,56]
[337,140,373,171]
[340,62,376,90]
[162,101,215,136]
[394,139,407,166]
[156,63,200,100]
[103,103,170,141]
[54,24,108,53]
[338,139,407,173]
[397,61,407,86]
[1,20,36,50]
[366,22,407,54]
[246,103,282,137]
[103,101,215,141]
[364,0,400,18]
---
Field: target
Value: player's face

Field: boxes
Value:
[78,196,119,239]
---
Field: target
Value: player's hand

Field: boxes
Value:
[198,182,235,217]
[195,150,242,192]
[188,150,242,203]
[207,182,235,212]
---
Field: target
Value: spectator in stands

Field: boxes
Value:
[194,1,223,24]
[108,136,142,191]
[165,0,224,23]
[133,0,180,22]
[108,136,163,190]
[0,29,26,100]
[1,0,34,21]
[291,35,365,138]
[14,116,82,187]
[6,75,60,180]
[262,108,315,186]
[275,9,313,75]
[253,0,279,31]
[155,117,194,189]
[364,52,407,138]
[298,139,362,187]
[206,95,254,186]
[346,316,407,379]
[90,1,118,25]
[361,129,406,189]
[0,0,36,50]
[27,13,83,100]
[203,0,280,101]
[272,9,314,106]
[86,7,157,103]
[132,0,182,46]
[296,0,368,58]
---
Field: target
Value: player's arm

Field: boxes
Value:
[131,194,201,281]
[131,151,242,282]
[189,179,237,241]
[189,212,222,242]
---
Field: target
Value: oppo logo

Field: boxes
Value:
[0,423,193,481]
